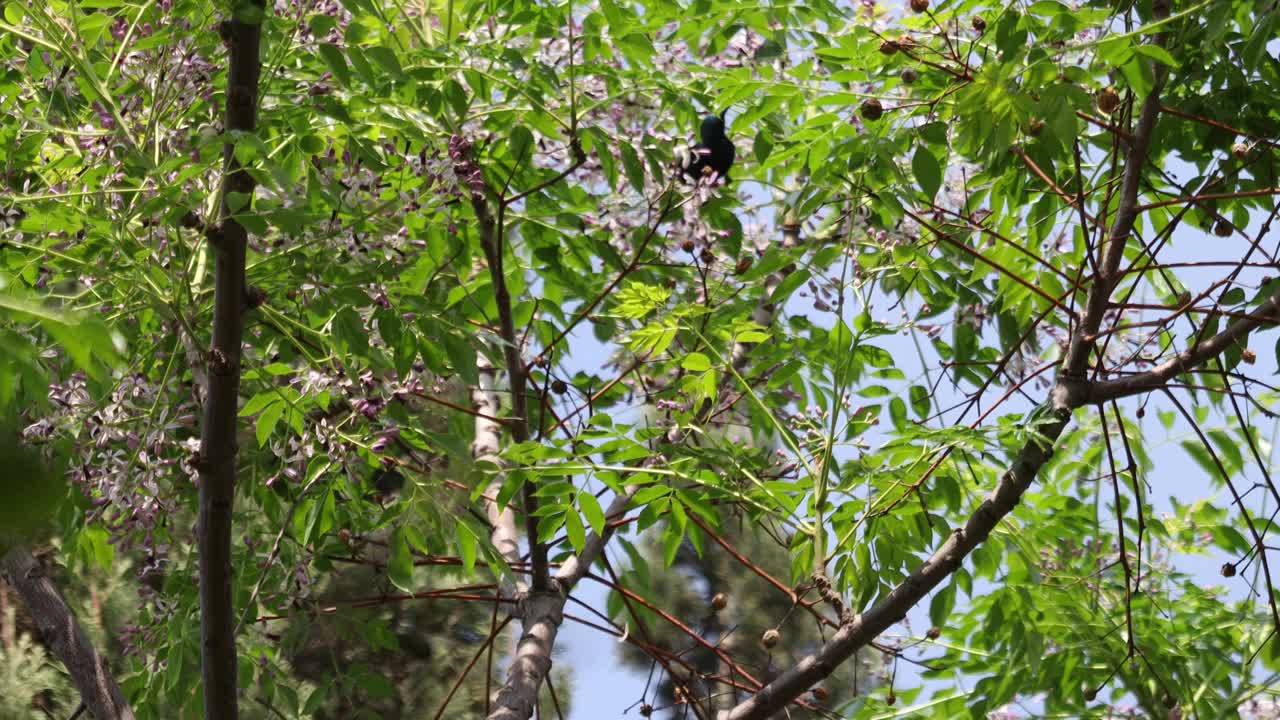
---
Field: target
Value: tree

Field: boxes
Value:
[2,0,1280,718]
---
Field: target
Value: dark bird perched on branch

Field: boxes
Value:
[676,114,736,184]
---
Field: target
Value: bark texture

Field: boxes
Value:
[1,546,135,720]
[196,10,263,720]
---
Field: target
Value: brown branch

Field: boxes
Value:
[870,359,1058,521]
[1135,187,1280,212]
[1063,67,1166,380]
[1,546,135,720]
[197,11,264,720]
[597,554,715,720]
[1163,391,1280,632]
[546,354,648,435]
[1159,104,1280,149]
[1097,408,1136,657]
[1015,148,1097,225]
[503,139,587,206]
[920,200,1075,284]
[683,510,903,666]
[1088,285,1280,403]
[594,580,766,693]
[433,615,513,720]
[253,590,512,622]
[412,388,507,423]
[1075,110,1134,141]
[1089,279,1230,341]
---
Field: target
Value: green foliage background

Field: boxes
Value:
[1,0,1279,718]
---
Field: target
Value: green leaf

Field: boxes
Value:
[365,46,405,78]
[889,397,908,431]
[76,525,114,570]
[565,510,586,552]
[661,522,682,567]
[297,134,325,155]
[536,511,564,543]
[579,490,606,535]
[770,267,811,305]
[225,192,252,213]
[619,143,646,193]
[303,488,336,547]
[387,526,415,592]
[754,130,773,164]
[510,125,534,166]
[681,352,711,372]
[828,319,854,353]
[456,522,478,573]
[929,580,955,627]
[1133,44,1179,67]
[909,384,930,419]
[443,79,470,119]
[317,44,351,87]
[614,282,670,319]
[239,392,279,417]
[255,401,284,447]
[633,486,670,505]
[630,320,678,357]
[912,146,942,201]
[1207,429,1243,476]
[354,670,395,698]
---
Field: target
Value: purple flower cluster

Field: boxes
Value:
[447,134,486,196]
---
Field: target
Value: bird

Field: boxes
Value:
[676,114,736,184]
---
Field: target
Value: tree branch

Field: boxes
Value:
[486,487,639,720]
[1063,55,1167,379]
[1,546,135,720]
[1089,286,1280,403]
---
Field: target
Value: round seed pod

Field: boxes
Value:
[761,628,781,648]
[1096,86,1120,115]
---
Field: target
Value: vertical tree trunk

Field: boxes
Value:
[197,9,264,719]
